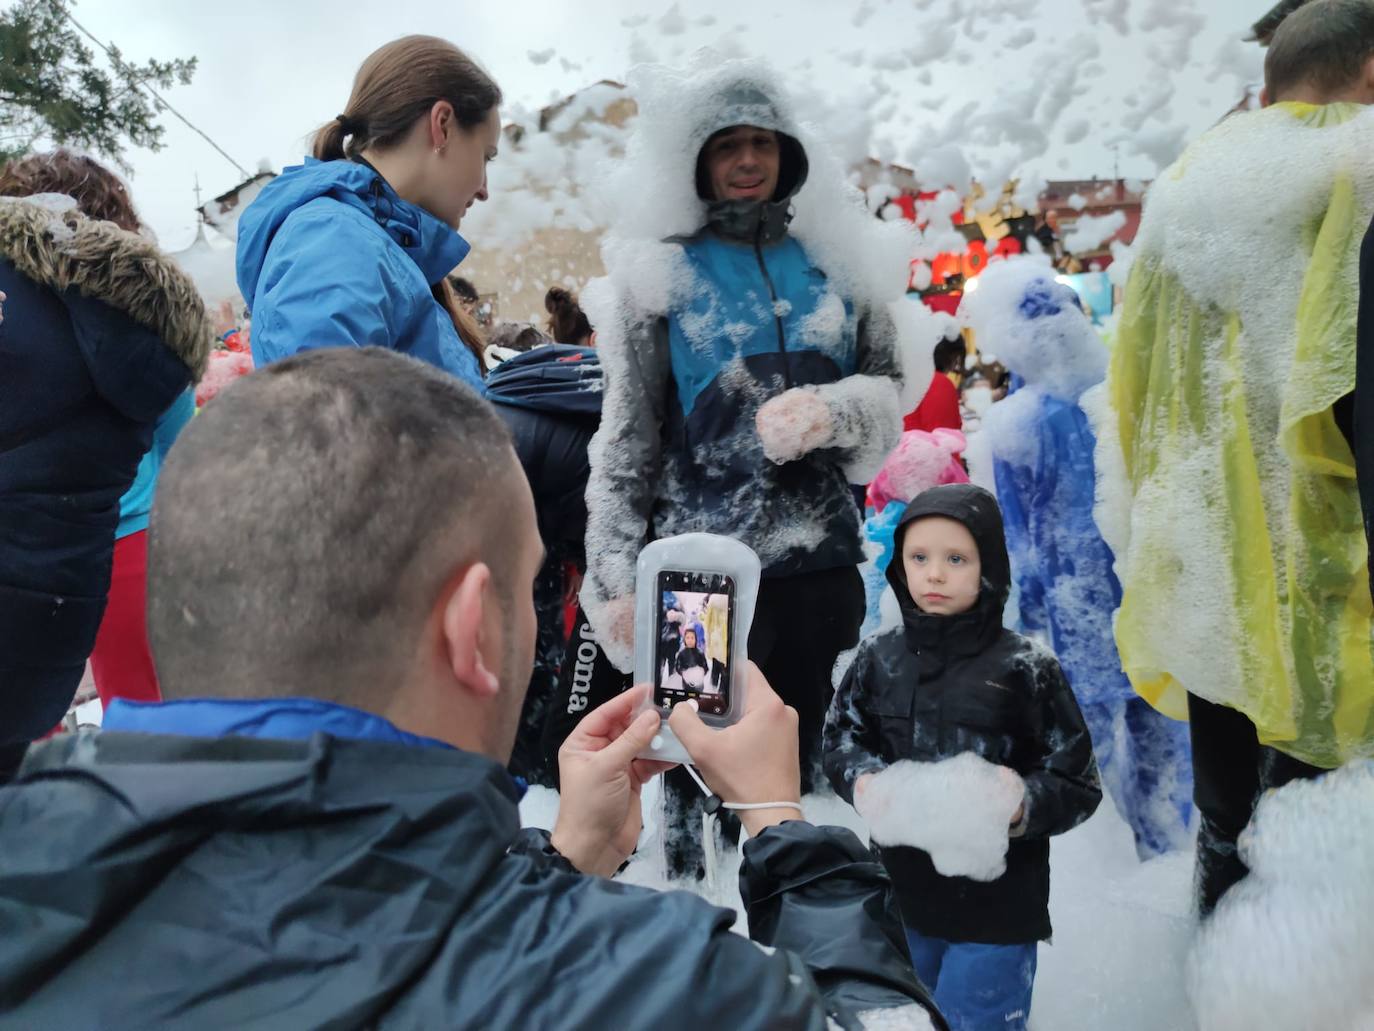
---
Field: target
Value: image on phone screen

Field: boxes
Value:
[654,570,735,717]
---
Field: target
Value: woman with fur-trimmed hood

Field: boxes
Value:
[0,151,210,773]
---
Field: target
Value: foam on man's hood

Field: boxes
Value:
[590,55,917,311]
[690,79,810,204]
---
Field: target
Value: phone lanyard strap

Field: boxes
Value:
[721,800,805,814]
[682,764,803,817]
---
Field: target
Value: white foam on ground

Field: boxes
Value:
[1189,763,1374,1031]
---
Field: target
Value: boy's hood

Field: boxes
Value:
[887,484,1011,651]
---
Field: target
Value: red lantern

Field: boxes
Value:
[993,236,1023,260]
[962,240,989,279]
[931,252,962,286]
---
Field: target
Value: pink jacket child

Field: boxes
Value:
[868,428,969,513]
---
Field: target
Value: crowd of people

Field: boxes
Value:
[1,2,1373,1027]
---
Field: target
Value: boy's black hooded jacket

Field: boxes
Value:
[823,484,1101,944]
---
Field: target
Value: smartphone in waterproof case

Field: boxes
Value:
[634,534,761,764]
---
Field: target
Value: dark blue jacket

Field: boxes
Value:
[0,697,945,1029]
[487,345,601,561]
[0,202,208,741]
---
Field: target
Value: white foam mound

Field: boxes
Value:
[857,752,1025,881]
[1189,762,1374,1031]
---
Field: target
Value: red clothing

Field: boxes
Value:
[904,371,963,434]
[89,530,162,708]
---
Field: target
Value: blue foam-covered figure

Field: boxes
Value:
[969,260,1194,858]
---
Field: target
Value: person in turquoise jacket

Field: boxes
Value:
[89,389,196,707]
[235,36,502,392]
[582,73,906,878]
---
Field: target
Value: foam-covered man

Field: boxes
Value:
[582,63,908,808]
[964,259,1194,860]
[1095,0,1374,914]
[824,484,1101,1031]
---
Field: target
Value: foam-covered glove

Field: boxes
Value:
[755,388,834,465]
[584,594,636,675]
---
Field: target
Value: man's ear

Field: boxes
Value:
[1362,55,1374,102]
[440,562,501,699]
[1259,85,1271,108]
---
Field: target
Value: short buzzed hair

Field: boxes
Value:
[1265,0,1374,102]
[148,347,518,705]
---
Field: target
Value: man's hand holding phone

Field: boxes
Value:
[552,685,676,877]
[669,663,805,838]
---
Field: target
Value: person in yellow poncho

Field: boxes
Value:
[699,592,729,692]
[1094,0,1374,915]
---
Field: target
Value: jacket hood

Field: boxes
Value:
[236,158,471,305]
[485,344,602,418]
[692,80,809,240]
[0,199,211,386]
[887,484,1011,656]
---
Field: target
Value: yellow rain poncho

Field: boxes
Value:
[1098,102,1374,768]
[703,593,730,670]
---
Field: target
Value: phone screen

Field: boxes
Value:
[654,570,735,717]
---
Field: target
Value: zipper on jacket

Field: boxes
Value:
[753,219,792,390]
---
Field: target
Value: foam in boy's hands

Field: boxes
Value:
[856,752,1026,881]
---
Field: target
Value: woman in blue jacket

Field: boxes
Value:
[236,35,501,391]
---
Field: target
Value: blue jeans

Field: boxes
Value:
[904,928,1037,1031]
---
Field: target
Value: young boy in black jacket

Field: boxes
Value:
[823,483,1101,1031]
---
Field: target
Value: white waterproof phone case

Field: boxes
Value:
[634,534,761,764]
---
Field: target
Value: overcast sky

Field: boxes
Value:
[53,0,1267,251]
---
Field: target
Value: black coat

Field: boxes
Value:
[823,484,1101,944]
[487,344,601,565]
[0,729,946,1030]
[0,203,208,741]
[1356,216,1374,601]
[488,346,602,786]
